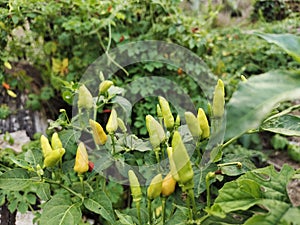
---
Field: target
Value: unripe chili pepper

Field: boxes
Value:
[74,142,89,174]
[44,148,65,168]
[128,170,142,203]
[167,147,179,181]
[185,111,202,138]
[161,172,176,197]
[117,117,127,133]
[212,79,225,118]
[146,115,166,148]
[171,131,194,191]
[156,104,162,118]
[147,174,163,200]
[197,108,210,139]
[78,84,93,109]
[99,80,113,94]
[106,108,118,134]
[40,135,52,158]
[158,96,174,130]
[175,114,181,128]
[89,119,107,145]
[51,132,63,150]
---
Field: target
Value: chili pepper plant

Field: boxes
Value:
[1,33,300,225]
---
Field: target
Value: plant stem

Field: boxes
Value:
[110,133,116,155]
[148,198,152,225]
[136,201,142,225]
[162,197,166,225]
[186,191,193,221]
[44,178,84,201]
[79,174,85,196]
[188,188,196,219]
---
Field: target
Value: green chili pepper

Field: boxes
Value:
[44,148,65,168]
[117,117,127,133]
[74,142,89,174]
[175,114,181,128]
[89,119,107,145]
[106,109,118,134]
[156,104,162,118]
[78,84,93,109]
[128,170,142,203]
[167,147,179,181]
[146,115,166,149]
[158,96,174,130]
[147,174,163,200]
[40,135,52,158]
[197,108,210,139]
[161,172,176,197]
[99,80,113,94]
[185,111,202,138]
[51,132,63,150]
[171,131,194,191]
[212,79,225,118]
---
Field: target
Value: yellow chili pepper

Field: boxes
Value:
[106,109,118,134]
[197,108,210,139]
[128,170,142,203]
[99,80,113,94]
[51,132,63,150]
[185,111,202,138]
[44,148,65,168]
[89,119,107,145]
[212,79,225,118]
[146,115,166,149]
[40,135,52,158]
[147,174,163,200]
[158,96,174,130]
[171,131,194,191]
[161,172,176,197]
[74,142,89,174]
[78,84,93,109]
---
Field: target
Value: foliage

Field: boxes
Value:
[1,1,300,224]
[251,0,290,22]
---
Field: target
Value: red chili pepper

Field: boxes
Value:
[191,27,199,33]
[88,161,94,172]
[2,82,10,90]
[119,35,125,42]
[102,109,112,113]
[107,5,112,12]
[177,68,183,75]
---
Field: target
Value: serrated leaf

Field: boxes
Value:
[255,33,300,63]
[225,70,300,140]
[84,191,115,224]
[210,165,298,225]
[261,114,300,136]
[0,168,31,191]
[40,195,82,225]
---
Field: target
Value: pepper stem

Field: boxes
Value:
[162,196,166,225]
[136,201,142,225]
[148,198,152,225]
[79,174,85,196]
[110,133,116,155]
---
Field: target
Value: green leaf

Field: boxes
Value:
[255,33,300,63]
[40,195,82,225]
[261,114,300,136]
[84,191,115,224]
[0,168,31,191]
[115,210,135,225]
[210,165,298,225]
[36,183,51,201]
[25,149,43,167]
[225,70,300,140]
